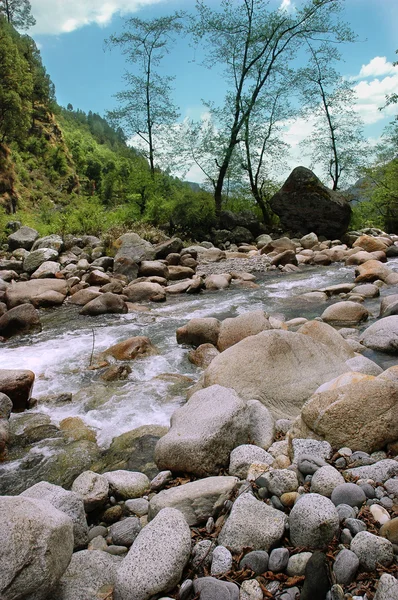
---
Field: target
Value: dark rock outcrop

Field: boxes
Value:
[270,167,351,239]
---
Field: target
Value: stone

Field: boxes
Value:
[211,545,233,575]
[331,483,366,508]
[192,539,214,570]
[321,301,369,326]
[379,294,398,318]
[103,470,150,500]
[299,380,398,453]
[374,573,398,600]
[300,551,331,600]
[218,493,286,553]
[240,550,270,575]
[0,496,74,600]
[344,459,398,483]
[286,552,312,576]
[8,226,39,250]
[168,265,195,280]
[290,438,333,463]
[204,330,350,420]
[370,504,390,525]
[354,259,392,283]
[176,317,221,347]
[109,517,141,547]
[123,282,166,302]
[188,344,219,368]
[360,316,398,354]
[79,292,127,315]
[125,498,149,517]
[380,518,398,543]
[154,238,183,259]
[262,469,298,496]
[0,368,35,412]
[52,550,121,600]
[72,470,110,512]
[289,493,339,548]
[5,279,68,309]
[345,355,383,376]
[193,577,239,600]
[246,400,275,450]
[310,465,345,497]
[269,167,351,239]
[229,445,273,479]
[32,234,64,252]
[298,320,355,360]
[31,260,61,279]
[350,531,393,570]
[148,476,237,526]
[23,247,59,273]
[333,549,359,585]
[113,507,191,600]
[21,481,88,549]
[240,579,263,600]
[69,287,101,305]
[138,260,169,278]
[100,337,158,362]
[297,454,328,475]
[155,385,249,476]
[345,518,367,536]
[268,548,289,572]
[217,310,270,352]
[0,392,12,419]
[205,273,232,290]
[0,303,41,338]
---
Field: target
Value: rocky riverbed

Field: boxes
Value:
[1,225,398,600]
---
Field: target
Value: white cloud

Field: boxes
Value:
[279,0,295,12]
[357,56,397,79]
[30,0,167,35]
[353,74,398,124]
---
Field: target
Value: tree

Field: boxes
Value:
[192,0,354,218]
[298,42,366,190]
[0,0,35,30]
[106,13,184,177]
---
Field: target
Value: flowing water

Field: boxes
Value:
[1,259,398,472]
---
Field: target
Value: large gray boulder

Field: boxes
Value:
[0,496,74,600]
[32,234,64,252]
[217,310,271,352]
[23,248,59,274]
[360,316,398,354]
[269,167,351,239]
[5,279,68,309]
[21,481,88,549]
[218,493,286,553]
[113,507,191,600]
[203,330,349,419]
[79,292,127,316]
[148,476,238,526]
[155,385,249,476]
[113,233,155,281]
[52,550,122,600]
[8,226,39,250]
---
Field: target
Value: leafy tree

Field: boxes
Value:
[298,42,366,189]
[0,0,35,30]
[192,0,355,218]
[0,17,33,143]
[106,13,184,176]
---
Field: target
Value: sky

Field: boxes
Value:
[28,0,398,184]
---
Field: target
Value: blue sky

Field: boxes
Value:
[28,0,398,182]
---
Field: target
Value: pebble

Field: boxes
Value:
[336,504,356,522]
[350,531,394,570]
[150,470,173,491]
[380,497,393,509]
[341,529,353,544]
[349,451,375,467]
[239,579,263,600]
[109,517,141,547]
[206,517,215,534]
[104,545,128,556]
[329,584,345,600]
[297,453,328,475]
[192,540,214,569]
[300,551,330,600]
[193,577,239,600]
[271,495,284,510]
[286,552,312,576]
[239,550,269,575]
[331,483,366,508]
[262,469,299,496]
[370,504,390,525]
[338,447,352,458]
[102,505,123,523]
[333,549,359,584]
[344,518,367,536]
[88,535,108,551]
[124,498,149,517]
[280,492,299,507]
[178,579,193,600]
[268,547,289,573]
[358,482,375,499]
[210,545,233,576]
[335,457,346,468]
[310,465,345,497]
[280,586,300,600]
[88,525,108,541]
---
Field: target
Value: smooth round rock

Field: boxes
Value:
[331,483,366,508]
[286,552,312,576]
[239,550,269,575]
[336,504,356,522]
[333,549,359,585]
[72,471,109,512]
[289,493,339,548]
[210,545,232,576]
[310,466,345,497]
[350,531,394,571]
[268,547,289,573]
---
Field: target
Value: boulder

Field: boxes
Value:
[350,531,393,571]
[113,507,191,600]
[5,279,68,309]
[0,496,74,600]
[353,234,388,253]
[188,344,220,368]
[217,310,271,352]
[32,234,64,252]
[100,336,157,362]
[205,274,232,290]
[69,287,101,306]
[379,294,398,318]
[138,261,169,278]
[289,493,339,548]
[218,493,286,553]
[123,282,166,303]
[298,379,398,453]
[269,167,351,239]
[360,316,398,353]
[71,470,109,512]
[297,320,355,360]
[321,301,369,326]
[354,260,391,283]
[31,260,61,279]
[0,303,41,338]
[79,292,127,316]
[176,317,221,347]
[52,550,121,600]
[203,330,349,420]
[21,481,88,549]
[148,476,238,526]
[114,233,155,264]
[0,369,35,412]
[103,470,150,500]
[8,226,39,250]
[154,238,183,259]
[23,248,59,274]
[155,385,249,476]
